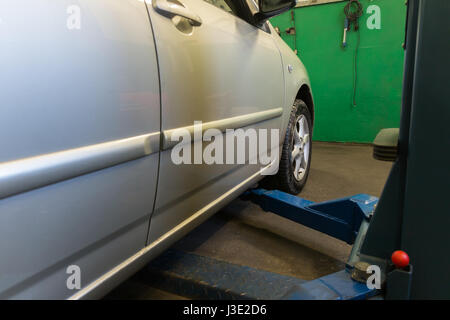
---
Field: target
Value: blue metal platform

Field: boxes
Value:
[138,188,380,300]
[141,249,378,300]
[245,189,378,244]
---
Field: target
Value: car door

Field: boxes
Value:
[0,0,160,299]
[145,0,285,244]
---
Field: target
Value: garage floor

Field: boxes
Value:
[105,142,393,300]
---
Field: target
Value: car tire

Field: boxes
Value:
[263,99,312,195]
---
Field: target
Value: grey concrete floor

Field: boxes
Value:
[106,142,392,299]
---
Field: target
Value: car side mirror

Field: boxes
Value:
[254,0,297,25]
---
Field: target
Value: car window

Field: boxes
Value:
[203,0,236,15]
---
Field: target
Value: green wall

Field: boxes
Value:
[271,0,406,143]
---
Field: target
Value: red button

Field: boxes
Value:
[391,250,410,268]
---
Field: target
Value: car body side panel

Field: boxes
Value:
[0,0,160,162]
[0,0,160,299]
[69,162,268,300]
[145,0,285,244]
[0,156,157,299]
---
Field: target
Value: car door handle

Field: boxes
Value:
[153,0,202,27]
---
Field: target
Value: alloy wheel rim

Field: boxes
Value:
[291,114,310,181]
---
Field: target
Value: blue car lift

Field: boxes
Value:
[140,189,380,300]
[140,0,450,300]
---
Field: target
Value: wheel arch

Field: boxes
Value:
[296,84,314,128]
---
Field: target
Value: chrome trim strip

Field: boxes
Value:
[0,132,160,200]
[162,107,283,150]
[68,162,272,300]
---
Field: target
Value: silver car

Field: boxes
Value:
[0,0,314,299]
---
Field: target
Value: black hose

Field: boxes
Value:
[344,0,363,30]
[344,0,363,107]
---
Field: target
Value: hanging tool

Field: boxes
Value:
[342,0,363,107]
[342,0,363,48]
[342,18,349,47]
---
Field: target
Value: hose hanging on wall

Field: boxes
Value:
[342,0,363,107]
[344,0,363,31]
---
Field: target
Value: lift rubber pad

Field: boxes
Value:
[139,249,378,300]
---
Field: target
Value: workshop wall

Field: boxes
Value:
[271,0,406,143]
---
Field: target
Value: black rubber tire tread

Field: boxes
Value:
[262,99,312,195]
